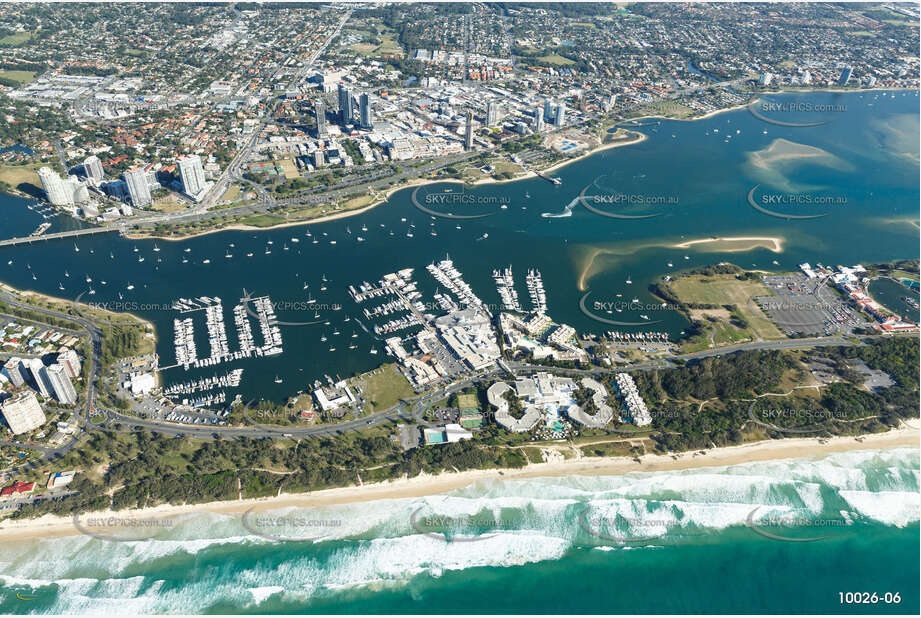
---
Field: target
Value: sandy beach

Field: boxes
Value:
[672,235,784,253]
[2,426,916,542]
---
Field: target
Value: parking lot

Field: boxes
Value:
[759,275,866,336]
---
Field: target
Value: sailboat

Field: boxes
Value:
[74,243,79,252]
[126,282,135,290]
[153,244,160,252]
[274,375,283,384]
[64,270,69,278]
[58,282,65,290]
[85,274,92,283]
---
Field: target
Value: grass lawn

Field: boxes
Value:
[537,54,575,66]
[0,31,31,47]
[349,363,414,413]
[351,33,402,58]
[238,214,286,227]
[0,69,36,85]
[220,183,241,202]
[0,163,42,188]
[149,197,187,213]
[670,274,784,341]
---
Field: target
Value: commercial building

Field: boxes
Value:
[2,357,25,387]
[43,363,77,405]
[123,168,152,207]
[1,391,46,435]
[313,380,356,412]
[423,423,473,446]
[464,110,474,150]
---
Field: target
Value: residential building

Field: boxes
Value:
[337,83,353,123]
[25,358,51,398]
[315,100,328,138]
[43,363,77,405]
[486,100,499,126]
[553,102,566,127]
[177,154,206,196]
[83,155,104,182]
[1,391,46,435]
[123,168,152,207]
[464,110,473,150]
[359,92,373,130]
[38,167,73,206]
[2,357,25,387]
[56,348,81,378]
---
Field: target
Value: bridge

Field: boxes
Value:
[0,226,122,248]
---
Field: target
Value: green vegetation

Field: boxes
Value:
[349,363,414,413]
[0,31,31,47]
[11,427,527,519]
[0,69,36,86]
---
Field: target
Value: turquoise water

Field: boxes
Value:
[0,448,917,614]
[0,89,917,403]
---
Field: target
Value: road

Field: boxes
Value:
[0,289,103,473]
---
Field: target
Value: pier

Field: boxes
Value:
[0,225,122,248]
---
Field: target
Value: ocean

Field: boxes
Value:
[0,448,917,614]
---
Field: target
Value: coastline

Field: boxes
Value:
[123,130,648,242]
[2,425,916,542]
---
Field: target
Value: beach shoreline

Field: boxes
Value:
[1,426,916,542]
[123,130,648,242]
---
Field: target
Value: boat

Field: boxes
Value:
[357,237,365,242]
[138,256,144,262]
[74,243,79,252]
[329,240,336,245]
[626,277,632,284]
[203,259,211,264]
[133,246,139,252]
[85,274,92,283]
[184,248,191,253]
[667,262,673,267]
[246,253,253,257]
[320,333,327,342]
[126,282,135,290]
[182,258,189,263]
[58,282,64,290]
[225,253,232,258]
[274,375,283,384]
[64,270,69,277]
[265,249,271,254]
[153,244,160,252]
[640,315,650,320]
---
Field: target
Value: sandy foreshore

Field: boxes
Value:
[125,130,648,242]
[2,426,916,542]
[672,235,784,253]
